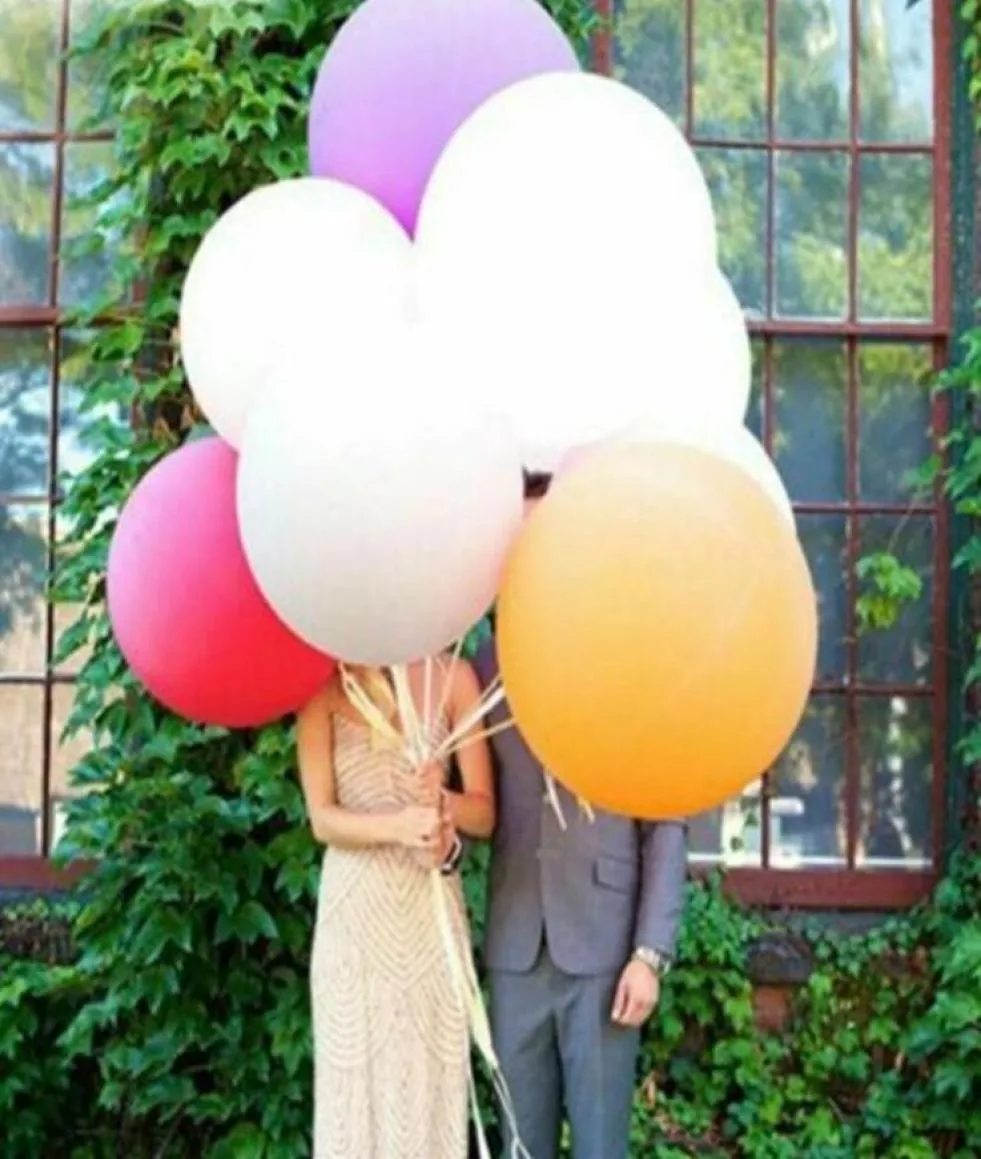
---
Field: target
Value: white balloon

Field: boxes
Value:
[620,419,795,527]
[515,269,751,471]
[236,321,524,666]
[415,72,722,468]
[179,177,412,447]
[626,270,752,429]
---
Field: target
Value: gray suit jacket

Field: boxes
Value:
[475,638,688,977]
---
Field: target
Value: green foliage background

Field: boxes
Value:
[1,1,979,1157]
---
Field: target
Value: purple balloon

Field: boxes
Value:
[307,0,580,235]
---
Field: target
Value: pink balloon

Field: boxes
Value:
[108,439,335,728]
[307,0,580,235]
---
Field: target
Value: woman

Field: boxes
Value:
[297,657,496,1159]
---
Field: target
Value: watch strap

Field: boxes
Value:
[439,835,464,876]
[634,946,671,977]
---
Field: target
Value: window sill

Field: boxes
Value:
[710,867,939,910]
[0,858,939,912]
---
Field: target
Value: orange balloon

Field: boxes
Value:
[497,441,818,820]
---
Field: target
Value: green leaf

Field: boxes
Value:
[216,901,279,945]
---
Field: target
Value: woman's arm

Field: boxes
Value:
[441,660,496,839]
[297,686,440,850]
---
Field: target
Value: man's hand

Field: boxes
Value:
[611,959,660,1028]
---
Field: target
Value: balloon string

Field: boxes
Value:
[430,871,532,1159]
[342,656,595,827]
[543,772,567,831]
[423,654,434,742]
[434,637,467,733]
[542,771,595,828]
[340,665,402,747]
[431,683,508,761]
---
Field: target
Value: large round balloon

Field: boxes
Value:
[511,272,752,474]
[629,272,752,431]
[496,442,817,819]
[307,0,580,235]
[237,322,524,666]
[107,439,335,727]
[618,420,794,526]
[415,72,723,470]
[179,178,411,448]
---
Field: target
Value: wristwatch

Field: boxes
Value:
[439,835,464,876]
[633,946,672,978]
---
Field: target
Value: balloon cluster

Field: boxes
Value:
[107,0,817,818]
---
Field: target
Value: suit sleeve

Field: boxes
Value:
[633,821,688,957]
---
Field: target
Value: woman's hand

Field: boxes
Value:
[388,804,441,850]
[411,815,459,871]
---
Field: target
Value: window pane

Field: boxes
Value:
[59,328,126,479]
[67,0,113,132]
[697,147,767,317]
[0,328,53,497]
[0,0,60,132]
[688,785,763,867]
[775,151,849,320]
[60,140,120,307]
[857,695,933,868]
[858,0,932,143]
[857,515,933,686]
[693,0,766,140]
[0,684,43,855]
[0,504,48,675]
[50,681,90,852]
[798,515,848,682]
[54,332,126,678]
[0,143,56,305]
[769,695,847,868]
[858,343,933,503]
[857,153,933,322]
[613,0,686,126]
[772,339,847,502]
[775,0,851,141]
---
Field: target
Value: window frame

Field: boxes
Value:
[0,0,112,890]
[596,0,957,908]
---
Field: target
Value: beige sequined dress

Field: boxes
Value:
[311,714,470,1159]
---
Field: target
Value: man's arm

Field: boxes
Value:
[633,821,688,959]
[611,820,688,1026]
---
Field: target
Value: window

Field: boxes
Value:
[607,0,951,907]
[0,0,113,887]
[0,0,959,907]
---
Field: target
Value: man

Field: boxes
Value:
[473,472,688,1159]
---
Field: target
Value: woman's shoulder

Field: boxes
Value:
[318,671,347,713]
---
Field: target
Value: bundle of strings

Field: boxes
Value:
[340,649,531,1158]
[340,642,511,765]
[341,647,596,826]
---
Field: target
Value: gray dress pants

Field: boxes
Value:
[489,944,639,1159]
